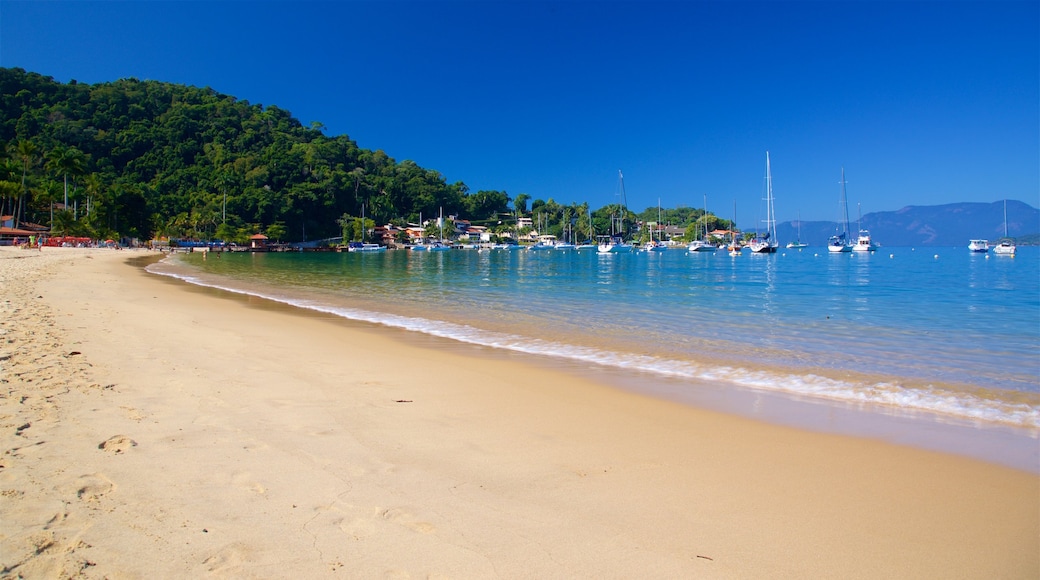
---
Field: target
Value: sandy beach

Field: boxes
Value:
[0,246,1036,579]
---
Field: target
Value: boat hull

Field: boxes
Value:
[598,244,634,253]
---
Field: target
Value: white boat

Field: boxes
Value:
[828,168,853,253]
[490,242,522,251]
[786,212,808,249]
[598,170,634,253]
[853,230,877,252]
[993,240,1015,255]
[411,241,450,252]
[528,234,557,251]
[688,194,717,252]
[727,201,742,255]
[347,204,385,251]
[598,235,633,253]
[644,199,669,251]
[968,239,989,253]
[992,200,1016,256]
[749,152,778,253]
[851,203,878,252]
[575,209,598,250]
[555,222,577,250]
[412,207,451,251]
[347,242,386,252]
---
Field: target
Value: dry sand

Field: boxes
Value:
[0,246,1037,579]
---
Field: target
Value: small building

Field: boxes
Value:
[0,215,41,245]
[249,234,269,250]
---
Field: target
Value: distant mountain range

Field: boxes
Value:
[773,200,1039,247]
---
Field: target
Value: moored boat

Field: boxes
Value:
[968,239,989,253]
[786,214,808,249]
[599,170,634,253]
[748,152,778,253]
[347,242,386,252]
[828,168,853,253]
[992,200,1016,256]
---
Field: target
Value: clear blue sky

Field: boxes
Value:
[1,1,1037,221]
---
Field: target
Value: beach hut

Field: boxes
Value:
[249,234,269,251]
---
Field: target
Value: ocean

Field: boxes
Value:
[148,245,1040,471]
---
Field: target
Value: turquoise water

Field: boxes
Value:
[150,246,1039,467]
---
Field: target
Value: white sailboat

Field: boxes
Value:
[993,199,1016,256]
[828,168,853,253]
[852,203,878,252]
[728,201,742,255]
[749,151,778,253]
[576,208,598,251]
[598,170,634,253]
[644,199,668,251]
[347,204,387,252]
[688,194,717,252]
[411,208,451,251]
[786,212,808,249]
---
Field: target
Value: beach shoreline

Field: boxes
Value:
[1,246,1037,578]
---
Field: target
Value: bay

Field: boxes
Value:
[149,245,1040,470]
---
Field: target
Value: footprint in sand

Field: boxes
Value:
[98,435,137,453]
[379,507,436,534]
[203,542,252,574]
[73,473,114,503]
[231,471,266,495]
[119,406,145,422]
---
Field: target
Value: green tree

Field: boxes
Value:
[513,193,530,215]
[45,144,87,209]
[15,139,37,225]
[265,221,287,242]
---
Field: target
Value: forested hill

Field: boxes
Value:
[0,67,512,242]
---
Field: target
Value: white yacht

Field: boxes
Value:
[968,239,989,253]
[992,200,1016,256]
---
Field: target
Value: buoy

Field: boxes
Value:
[934,254,939,259]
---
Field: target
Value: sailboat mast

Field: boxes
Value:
[1004,199,1009,237]
[704,194,709,241]
[765,151,776,243]
[840,168,848,239]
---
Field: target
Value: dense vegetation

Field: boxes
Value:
[0,68,721,244]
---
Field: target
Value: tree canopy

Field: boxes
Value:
[0,68,720,243]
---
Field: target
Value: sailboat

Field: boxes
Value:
[786,212,808,249]
[576,208,598,251]
[852,203,878,252]
[728,201,742,255]
[411,208,451,251]
[598,170,634,253]
[992,199,1016,256]
[688,194,717,252]
[555,219,576,251]
[644,199,668,251]
[749,152,778,253]
[347,204,386,252]
[828,168,853,253]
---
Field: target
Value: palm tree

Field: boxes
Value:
[45,145,87,210]
[16,140,37,226]
[36,180,62,229]
[83,173,103,217]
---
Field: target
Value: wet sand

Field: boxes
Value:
[1,246,1037,578]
